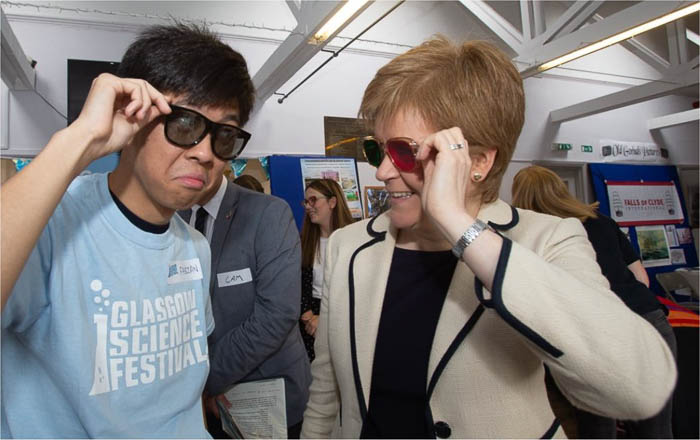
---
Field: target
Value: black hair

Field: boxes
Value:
[117,22,255,125]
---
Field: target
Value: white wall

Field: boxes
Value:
[2,18,137,156]
[519,75,698,164]
[493,75,699,202]
[2,14,697,201]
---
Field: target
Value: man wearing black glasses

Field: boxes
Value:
[1,24,253,438]
[179,135,310,439]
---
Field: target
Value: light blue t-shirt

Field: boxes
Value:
[1,173,214,438]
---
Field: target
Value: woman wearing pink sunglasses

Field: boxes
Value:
[301,37,676,439]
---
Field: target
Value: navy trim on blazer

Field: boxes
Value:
[426,304,485,399]
[424,304,485,438]
[476,204,517,305]
[541,419,561,438]
[479,237,564,358]
[366,214,386,238]
[474,274,494,308]
[348,215,386,422]
[474,229,505,308]
[488,205,519,231]
[425,405,437,439]
[481,203,517,305]
[480,204,517,305]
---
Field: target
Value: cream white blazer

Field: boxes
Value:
[301,200,677,439]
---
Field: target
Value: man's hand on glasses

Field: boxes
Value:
[69,73,172,168]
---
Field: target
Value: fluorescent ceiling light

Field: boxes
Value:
[539,3,700,72]
[687,28,700,46]
[312,0,370,43]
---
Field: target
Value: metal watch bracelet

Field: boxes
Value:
[451,219,489,259]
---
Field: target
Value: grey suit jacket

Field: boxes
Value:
[179,182,311,425]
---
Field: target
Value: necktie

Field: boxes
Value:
[194,207,208,236]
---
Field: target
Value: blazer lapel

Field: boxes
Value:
[348,214,396,416]
[428,264,480,380]
[209,182,239,285]
[428,199,517,380]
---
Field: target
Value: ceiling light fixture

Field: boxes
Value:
[311,0,370,43]
[538,2,700,72]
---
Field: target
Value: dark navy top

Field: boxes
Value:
[361,247,458,438]
[109,188,169,234]
[583,213,662,315]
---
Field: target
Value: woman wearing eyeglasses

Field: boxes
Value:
[299,179,354,362]
[301,37,676,439]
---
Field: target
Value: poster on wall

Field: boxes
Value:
[598,139,667,163]
[323,116,370,162]
[606,181,684,226]
[637,225,671,267]
[676,227,693,245]
[665,225,679,247]
[300,158,363,219]
[364,186,390,218]
[670,249,687,265]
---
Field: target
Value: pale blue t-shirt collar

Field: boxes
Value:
[98,173,175,250]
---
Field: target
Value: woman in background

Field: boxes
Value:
[299,179,353,361]
[512,165,677,439]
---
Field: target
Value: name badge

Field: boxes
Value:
[167,258,204,284]
[218,268,253,288]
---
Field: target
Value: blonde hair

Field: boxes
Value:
[359,36,525,204]
[512,165,599,222]
[300,179,354,268]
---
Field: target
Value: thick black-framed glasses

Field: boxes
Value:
[301,196,328,207]
[164,105,252,160]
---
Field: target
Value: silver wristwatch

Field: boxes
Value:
[451,219,490,259]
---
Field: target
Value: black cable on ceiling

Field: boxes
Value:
[275,0,405,104]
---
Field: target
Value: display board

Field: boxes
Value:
[606,181,684,226]
[269,155,362,231]
[589,163,698,297]
[299,158,363,219]
[364,186,389,218]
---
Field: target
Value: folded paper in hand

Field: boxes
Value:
[219,377,287,439]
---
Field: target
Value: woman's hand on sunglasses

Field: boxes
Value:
[415,127,474,238]
[70,73,172,166]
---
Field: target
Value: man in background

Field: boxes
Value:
[180,162,311,439]
[1,23,253,437]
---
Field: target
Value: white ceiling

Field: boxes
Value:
[5,1,697,59]
[2,1,698,115]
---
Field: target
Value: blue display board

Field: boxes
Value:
[589,163,698,296]
[269,155,308,231]
[269,154,362,231]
